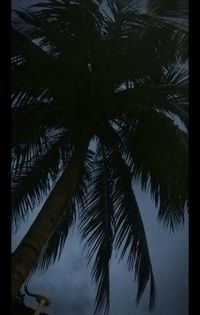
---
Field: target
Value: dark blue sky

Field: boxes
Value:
[11,1,188,315]
[12,184,188,315]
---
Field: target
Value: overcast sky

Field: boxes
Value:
[12,1,188,315]
[12,184,188,315]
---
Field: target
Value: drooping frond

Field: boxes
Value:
[114,178,155,308]
[109,62,188,130]
[159,63,188,129]
[97,125,155,309]
[12,131,72,229]
[118,111,188,230]
[80,141,114,314]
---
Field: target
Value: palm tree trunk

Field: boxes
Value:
[12,134,90,299]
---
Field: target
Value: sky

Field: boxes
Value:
[12,185,188,315]
[12,1,188,315]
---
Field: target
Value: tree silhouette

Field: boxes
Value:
[11,0,188,313]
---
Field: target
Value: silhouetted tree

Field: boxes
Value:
[12,0,188,313]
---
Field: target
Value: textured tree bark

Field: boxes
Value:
[12,135,90,299]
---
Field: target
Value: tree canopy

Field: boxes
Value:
[12,0,188,313]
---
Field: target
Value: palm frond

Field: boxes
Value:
[147,0,188,31]
[80,142,114,314]
[11,27,56,62]
[12,128,65,179]
[12,104,62,148]
[111,82,187,123]
[97,125,155,309]
[147,0,188,17]
[12,131,72,229]
[12,132,50,182]
[118,112,188,230]
[12,27,59,92]
[161,63,188,85]
[99,0,188,94]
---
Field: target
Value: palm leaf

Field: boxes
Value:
[12,103,63,148]
[97,126,155,309]
[80,142,114,314]
[99,1,188,94]
[118,112,188,230]
[12,131,71,229]
[147,0,188,31]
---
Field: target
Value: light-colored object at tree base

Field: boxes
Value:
[34,295,51,315]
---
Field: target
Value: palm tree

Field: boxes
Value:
[11,0,188,313]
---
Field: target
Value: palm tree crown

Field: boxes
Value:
[12,0,188,313]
